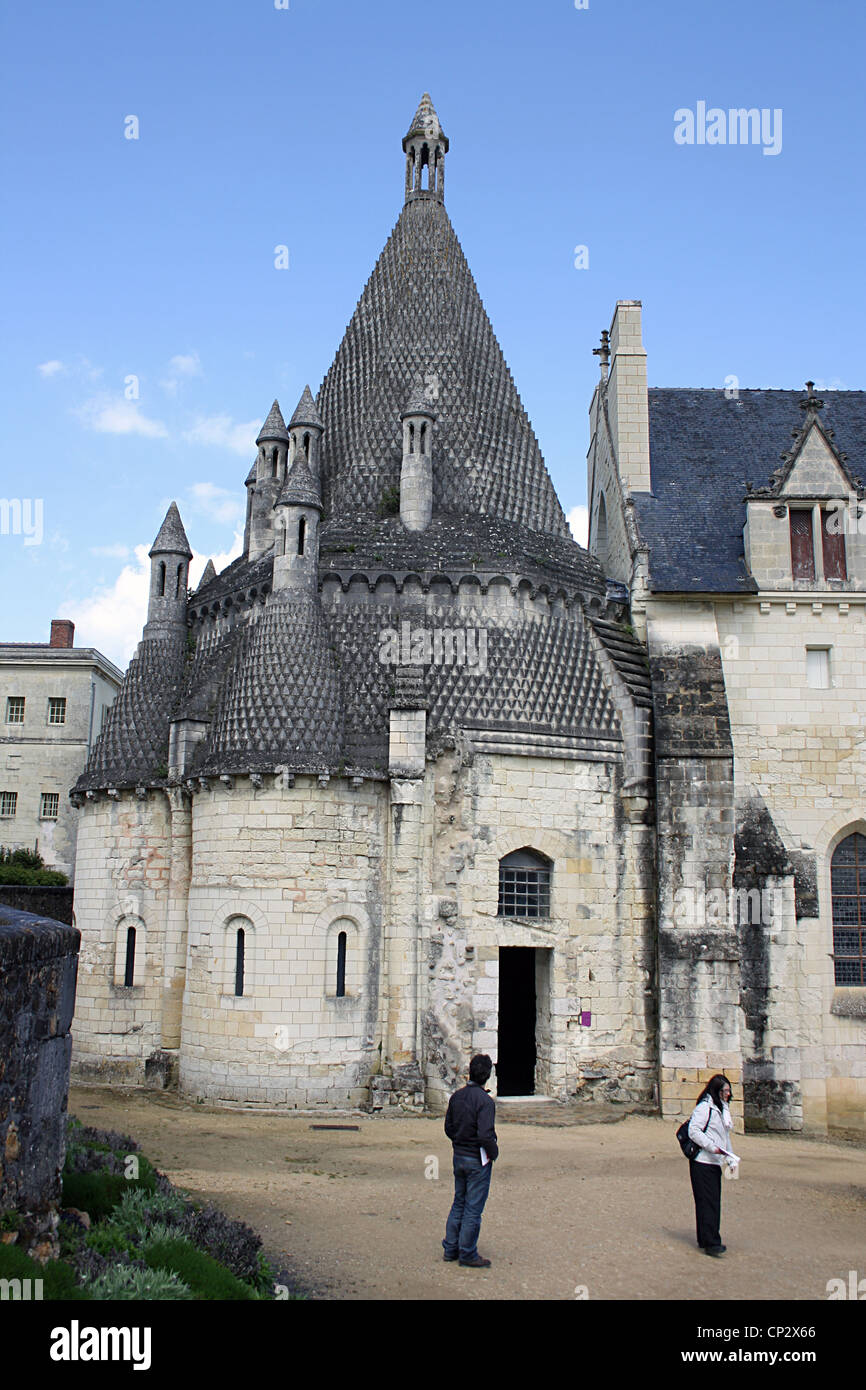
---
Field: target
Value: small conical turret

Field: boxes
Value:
[288,386,325,483]
[196,558,217,592]
[400,382,436,532]
[145,502,192,636]
[403,93,448,204]
[248,400,289,561]
[273,453,323,594]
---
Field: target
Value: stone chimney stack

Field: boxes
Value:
[606,300,650,495]
[49,619,75,649]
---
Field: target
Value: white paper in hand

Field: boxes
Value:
[480,1146,490,1167]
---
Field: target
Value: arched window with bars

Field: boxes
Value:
[831,832,866,985]
[498,848,552,919]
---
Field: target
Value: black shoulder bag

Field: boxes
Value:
[676,1104,712,1160]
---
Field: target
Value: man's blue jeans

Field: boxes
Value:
[443,1152,492,1261]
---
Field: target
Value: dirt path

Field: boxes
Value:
[68,1086,864,1302]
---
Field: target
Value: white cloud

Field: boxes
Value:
[78,396,168,439]
[69,534,244,670]
[183,414,259,457]
[161,351,203,396]
[90,543,131,559]
[188,482,244,526]
[568,504,589,547]
[38,359,66,377]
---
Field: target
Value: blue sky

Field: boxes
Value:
[2,0,864,668]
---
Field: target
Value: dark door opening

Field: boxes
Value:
[497,947,537,1096]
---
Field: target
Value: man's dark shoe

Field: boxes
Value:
[703,1246,725,1258]
[442,1252,458,1262]
[459,1254,491,1267]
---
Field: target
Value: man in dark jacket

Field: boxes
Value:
[442,1054,499,1268]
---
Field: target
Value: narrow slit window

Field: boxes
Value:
[298,516,306,556]
[235,927,245,997]
[336,931,347,997]
[158,561,166,596]
[124,926,136,987]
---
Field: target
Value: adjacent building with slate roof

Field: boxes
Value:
[67,100,864,1137]
[587,303,866,1136]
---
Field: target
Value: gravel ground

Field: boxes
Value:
[68,1085,865,1302]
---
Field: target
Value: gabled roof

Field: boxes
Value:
[256,400,290,444]
[149,502,192,559]
[316,196,569,537]
[748,386,863,499]
[633,388,866,593]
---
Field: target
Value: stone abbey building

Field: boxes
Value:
[70,97,865,1136]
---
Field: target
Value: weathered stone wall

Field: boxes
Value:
[0,907,79,1240]
[716,596,866,1136]
[0,885,74,925]
[423,748,657,1110]
[70,793,173,1084]
[179,776,386,1107]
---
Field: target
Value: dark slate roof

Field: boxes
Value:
[289,386,323,430]
[197,595,342,775]
[256,400,290,444]
[149,502,192,559]
[316,195,569,538]
[402,382,437,418]
[75,634,187,789]
[635,389,866,593]
[404,93,448,150]
[276,454,322,511]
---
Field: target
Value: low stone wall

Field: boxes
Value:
[0,906,80,1250]
[0,885,74,926]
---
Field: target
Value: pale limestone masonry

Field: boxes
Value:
[0,628,121,878]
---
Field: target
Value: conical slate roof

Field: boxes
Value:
[289,385,323,430]
[149,502,192,559]
[276,453,322,510]
[403,93,448,150]
[196,559,217,591]
[256,400,290,444]
[316,195,569,536]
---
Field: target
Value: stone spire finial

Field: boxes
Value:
[149,502,192,559]
[256,400,290,444]
[799,380,824,415]
[401,381,437,420]
[196,558,217,591]
[289,386,323,431]
[403,93,448,204]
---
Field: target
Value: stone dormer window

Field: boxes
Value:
[789,505,847,582]
[498,849,552,919]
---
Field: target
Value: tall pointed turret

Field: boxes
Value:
[403,92,448,204]
[288,385,325,483]
[248,400,289,560]
[145,502,192,637]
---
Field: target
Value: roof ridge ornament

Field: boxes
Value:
[799,380,824,414]
[403,93,448,205]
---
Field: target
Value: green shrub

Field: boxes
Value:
[84,1223,138,1259]
[111,1185,187,1241]
[61,1158,157,1221]
[87,1265,194,1301]
[144,1237,258,1301]
[0,1242,88,1300]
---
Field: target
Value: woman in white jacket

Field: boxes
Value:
[687,1074,734,1257]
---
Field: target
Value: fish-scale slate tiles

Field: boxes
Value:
[317,196,569,539]
[75,634,187,789]
[199,598,342,774]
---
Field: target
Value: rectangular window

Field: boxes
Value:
[789,510,815,580]
[5,696,25,723]
[806,648,831,689]
[0,791,18,817]
[48,697,67,725]
[40,792,60,820]
[821,507,847,580]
